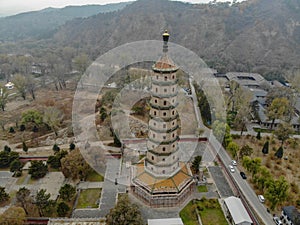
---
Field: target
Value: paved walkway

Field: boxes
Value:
[72,158,121,218]
[98,158,121,217]
[77,182,103,189]
[128,183,219,223]
[208,166,234,198]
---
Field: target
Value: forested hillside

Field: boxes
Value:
[0,2,130,41]
[52,0,300,75]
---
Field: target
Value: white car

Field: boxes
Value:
[258,195,265,203]
[229,165,235,173]
[273,216,283,225]
[231,160,237,166]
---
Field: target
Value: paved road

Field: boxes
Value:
[189,80,273,225]
[209,135,274,225]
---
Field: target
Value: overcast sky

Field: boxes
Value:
[0,0,244,17]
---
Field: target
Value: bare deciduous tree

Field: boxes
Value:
[43,106,64,136]
[12,74,27,100]
[0,86,9,111]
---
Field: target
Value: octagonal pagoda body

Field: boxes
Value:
[131,31,194,208]
[145,33,180,177]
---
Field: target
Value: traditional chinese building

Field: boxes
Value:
[131,31,194,207]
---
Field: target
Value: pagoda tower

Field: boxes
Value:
[131,31,194,207]
[145,30,180,177]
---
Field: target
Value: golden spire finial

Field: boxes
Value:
[163,30,169,42]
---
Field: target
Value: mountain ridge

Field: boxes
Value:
[1,0,300,75]
[50,0,300,74]
[0,2,131,41]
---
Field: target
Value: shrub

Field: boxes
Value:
[262,141,269,154]
[20,124,26,131]
[69,143,75,151]
[57,202,70,217]
[59,184,76,201]
[29,161,48,179]
[113,133,122,147]
[0,187,9,203]
[9,127,15,133]
[231,134,241,139]
[275,146,283,159]
[10,159,22,173]
[32,126,38,132]
[3,145,11,153]
[22,142,28,153]
[256,131,261,140]
[47,156,61,169]
[52,144,60,153]
[197,205,204,211]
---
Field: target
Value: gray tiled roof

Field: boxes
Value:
[226,72,269,88]
[282,206,300,224]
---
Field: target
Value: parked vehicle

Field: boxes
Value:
[258,195,265,203]
[240,171,247,179]
[273,216,283,225]
[231,160,237,166]
[228,165,235,173]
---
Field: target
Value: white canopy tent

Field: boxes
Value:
[224,196,253,225]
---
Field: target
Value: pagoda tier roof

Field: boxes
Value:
[152,54,179,72]
[133,161,193,194]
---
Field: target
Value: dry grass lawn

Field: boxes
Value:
[0,84,76,146]
[234,135,300,207]
[76,188,102,208]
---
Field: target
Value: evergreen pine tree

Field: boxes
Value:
[22,142,28,153]
[9,127,15,133]
[52,144,60,153]
[262,141,269,155]
[256,130,261,140]
[3,145,11,153]
[275,146,283,159]
[69,143,75,151]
